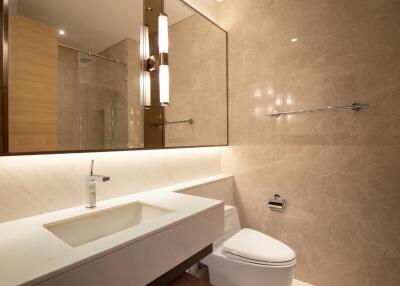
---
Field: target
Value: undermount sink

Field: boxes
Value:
[44,202,173,247]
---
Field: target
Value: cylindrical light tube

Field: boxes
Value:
[140,25,150,60]
[140,25,151,109]
[158,13,169,54]
[141,71,151,109]
[158,13,169,106]
[159,65,169,106]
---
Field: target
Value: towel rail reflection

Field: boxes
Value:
[265,103,369,118]
[59,44,127,66]
[166,119,194,125]
[153,119,194,127]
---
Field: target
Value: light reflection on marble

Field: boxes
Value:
[218,0,400,285]
[0,147,223,223]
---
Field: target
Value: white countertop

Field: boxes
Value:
[0,175,231,286]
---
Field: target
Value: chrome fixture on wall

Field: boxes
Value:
[153,118,194,128]
[166,118,194,125]
[59,43,126,66]
[265,103,369,118]
[86,160,110,208]
[268,194,286,212]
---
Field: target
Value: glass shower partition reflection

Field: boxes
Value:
[77,52,128,150]
[57,46,129,151]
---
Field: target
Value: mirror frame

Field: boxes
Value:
[1,0,8,154]
[0,0,228,156]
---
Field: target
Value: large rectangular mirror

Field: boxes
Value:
[1,0,227,154]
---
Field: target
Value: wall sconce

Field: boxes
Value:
[141,13,170,107]
[140,25,151,109]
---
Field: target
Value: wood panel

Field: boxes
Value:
[9,16,58,152]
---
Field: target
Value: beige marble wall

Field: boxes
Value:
[166,14,227,147]
[219,0,400,285]
[0,147,222,223]
[182,0,221,24]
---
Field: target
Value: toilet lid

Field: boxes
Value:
[222,228,296,264]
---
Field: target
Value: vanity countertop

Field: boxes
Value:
[0,175,231,286]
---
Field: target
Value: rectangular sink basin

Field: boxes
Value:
[44,202,172,247]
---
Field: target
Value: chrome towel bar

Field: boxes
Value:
[153,119,194,127]
[166,119,194,125]
[265,103,369,118]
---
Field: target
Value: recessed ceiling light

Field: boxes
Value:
[58,29,65,36]
[291,38,298,42]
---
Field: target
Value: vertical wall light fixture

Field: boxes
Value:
[142,11,170,107]
[140,25,151,109]
[158,13,169,106]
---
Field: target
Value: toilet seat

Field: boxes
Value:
[222,228,296,266]
[223,251,296,266]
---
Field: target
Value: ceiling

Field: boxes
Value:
[14,0,218,53]
[16,0,141,53]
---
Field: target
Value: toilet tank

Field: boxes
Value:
[213,205,241,245]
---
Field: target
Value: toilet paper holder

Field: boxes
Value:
[268,194,286,212]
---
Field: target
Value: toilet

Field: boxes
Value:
[202,205,296,286]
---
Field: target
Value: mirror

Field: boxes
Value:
[2,0,227,154]
[0,2,4,153]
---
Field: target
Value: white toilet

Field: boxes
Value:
[202,205,296,286]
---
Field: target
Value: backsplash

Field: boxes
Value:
[0,147,222,222]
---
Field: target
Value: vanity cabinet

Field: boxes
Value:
[34,206,223,286]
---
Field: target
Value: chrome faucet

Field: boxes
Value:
[86,160,110,208]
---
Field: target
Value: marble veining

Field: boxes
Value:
[0,147,223,223]
[217,0,400,285]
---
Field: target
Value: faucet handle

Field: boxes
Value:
[102,176,111,182]
[90,160,94,175]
